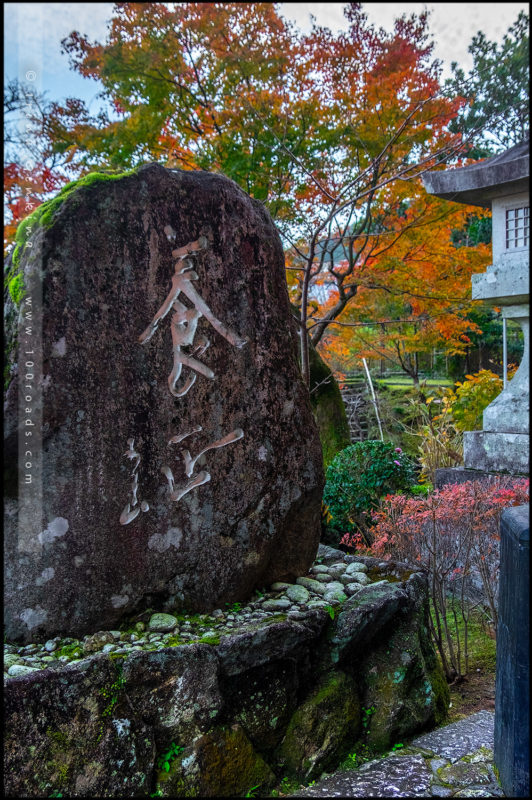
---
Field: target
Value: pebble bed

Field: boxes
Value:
[4,557,388,680]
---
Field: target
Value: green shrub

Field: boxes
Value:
[447,369,505,431]
[322,440,417,542]
[409,483,433,496]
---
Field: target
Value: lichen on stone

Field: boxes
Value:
[277,671,361,781]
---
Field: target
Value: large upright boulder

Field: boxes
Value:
[4,164,323,642]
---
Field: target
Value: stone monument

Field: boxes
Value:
[423,138,529,476]
[4,165,324,642]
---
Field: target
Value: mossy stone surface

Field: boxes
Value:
[4,163,323,642]
[4,549,447,797]
[356,579,449,752]
[5,169,141,312]
[309,341,350,469]
[276,670,361,781]
[157,724,275,797]
[4,656,153,797]
[11,170,140,264]
[222,657,302,755]
[437,759,493,786]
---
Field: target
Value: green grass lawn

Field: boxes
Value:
[376,377,454,389]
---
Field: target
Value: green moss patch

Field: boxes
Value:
[57,642,83,659]
[7,271,25,305]
[6,168,140,307]
[156,726,275,797]
[165,636,184,647]
[198,634,221,645]
[276,671,361,780]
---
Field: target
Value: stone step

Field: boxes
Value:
[339,385,373,443]
[293,711,503,798]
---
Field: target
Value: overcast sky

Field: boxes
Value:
[4,2,527,113]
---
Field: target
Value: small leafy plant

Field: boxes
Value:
[340,741,373,770]
[362,705,376,730]
[344,750,359,768]
[270,775,302,796]
[157,741,184,772]
[324,604,336,620]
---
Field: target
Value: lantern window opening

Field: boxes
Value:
[505,206,529,249]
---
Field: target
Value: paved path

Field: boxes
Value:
[293,711,503,797]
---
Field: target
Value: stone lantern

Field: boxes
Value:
[423,139,529,476]
[424,140,530,797]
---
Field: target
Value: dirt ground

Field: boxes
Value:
[447,669,496,723]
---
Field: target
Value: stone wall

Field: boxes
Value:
[4,546,449,797]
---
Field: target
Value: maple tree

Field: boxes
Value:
[248,6,489,383]
[317,192,491,383]
[49,2,322,225]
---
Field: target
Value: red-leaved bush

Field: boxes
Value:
[341,477,529,680]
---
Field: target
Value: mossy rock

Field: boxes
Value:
[5,168,140,308]
[4,657,154,797]
[3,251,19,395]
[275,670,361,781]
[309,342,350,469]
[437,759,493,786]
[357,608,449,752]
[4,168,142,402]
[156,724,275,797]
[221,659,300,755]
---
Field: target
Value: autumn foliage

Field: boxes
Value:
[5,3,494,372]
[342,477,530,679]
[316,194,491,379]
